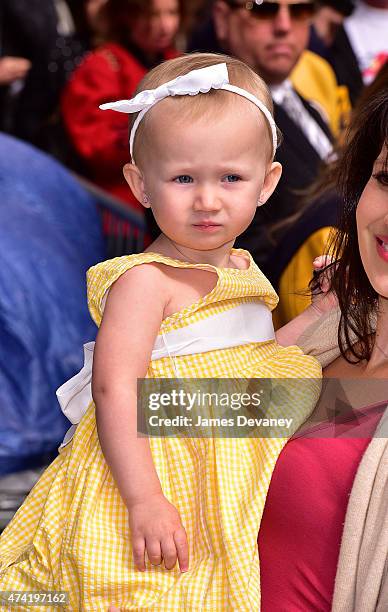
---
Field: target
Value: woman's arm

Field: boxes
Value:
[276,304,323,347]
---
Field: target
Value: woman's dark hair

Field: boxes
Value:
[321,84,388,362]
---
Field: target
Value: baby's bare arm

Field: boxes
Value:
[92,265,167,505]
[92,264,189,572]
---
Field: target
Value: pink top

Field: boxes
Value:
[258,402,385,611]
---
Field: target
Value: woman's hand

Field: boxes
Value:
[128,492,189,573]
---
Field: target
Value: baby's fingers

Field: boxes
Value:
[146,538,162,567]
[174,527,189,573]
[312,255,336,293]
[313,255,333,271]
[132,536,146,571]
[161,536,177,570]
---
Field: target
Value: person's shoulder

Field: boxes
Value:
[73,42,130,74]
[88,254,172,287]
[100,42,154,73]
[111,259,172,291]
[94,42,127,72]
[62,44,120,88]
[295,50,338,83]
[87,255,172,325]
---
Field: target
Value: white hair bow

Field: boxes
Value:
[100,63,277,160]
[100,63,229,114]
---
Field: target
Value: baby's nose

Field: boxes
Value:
[193,186,221,211]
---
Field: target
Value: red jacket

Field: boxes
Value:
[61,43,179,210]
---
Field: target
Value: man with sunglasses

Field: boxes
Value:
[213,0,336,276]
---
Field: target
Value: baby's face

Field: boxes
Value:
[138,100,278,252]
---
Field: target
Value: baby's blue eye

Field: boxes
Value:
[174,175,193,184]
[224,175,241,183]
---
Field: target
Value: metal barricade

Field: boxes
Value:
[74,174,148,258]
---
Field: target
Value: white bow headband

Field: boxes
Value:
[100,63,278,161]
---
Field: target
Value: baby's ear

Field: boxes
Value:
[123,163,150,208]
[259,162,282,205]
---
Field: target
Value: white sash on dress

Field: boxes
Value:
[56,301,275,448]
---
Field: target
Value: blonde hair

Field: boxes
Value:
[131,52,279,164]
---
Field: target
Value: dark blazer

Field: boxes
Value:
[235,95,333,276]
[327,25,364,106]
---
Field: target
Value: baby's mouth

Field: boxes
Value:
[193,221,222,227]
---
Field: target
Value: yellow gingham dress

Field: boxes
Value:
[0,250,321,610]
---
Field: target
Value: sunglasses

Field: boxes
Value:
[226,1,316,20]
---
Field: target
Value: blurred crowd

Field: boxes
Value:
[1,0,387,319]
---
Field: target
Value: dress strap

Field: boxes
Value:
[87,252,221,328]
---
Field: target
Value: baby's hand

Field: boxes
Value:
[128,493,189,573]
[311,255,338,315]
